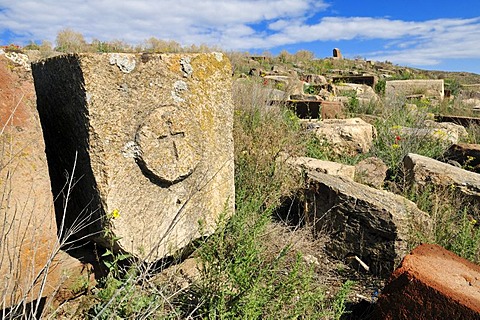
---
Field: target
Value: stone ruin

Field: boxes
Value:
[32,53,235,262]
[333,48,342,59]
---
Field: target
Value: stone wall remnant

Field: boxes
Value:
[386,79,444,100]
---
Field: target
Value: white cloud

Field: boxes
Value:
[0,1,479,69]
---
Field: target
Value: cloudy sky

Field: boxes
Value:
[1,0,479,73]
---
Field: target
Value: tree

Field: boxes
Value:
[55,28,87,53]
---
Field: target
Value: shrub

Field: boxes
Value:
[55,28,87,53]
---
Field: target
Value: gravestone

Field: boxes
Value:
[32,53,235,262]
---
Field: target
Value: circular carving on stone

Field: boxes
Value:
[135,105,201,184]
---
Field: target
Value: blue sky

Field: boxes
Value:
[0,0,479,73]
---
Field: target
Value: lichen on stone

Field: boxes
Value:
[180,57,193,77]
[109,53,136,73]
[172,80,188,103]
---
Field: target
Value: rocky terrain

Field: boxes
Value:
[1,47,480,319]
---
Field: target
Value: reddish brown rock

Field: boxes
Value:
[320,101,345,119]
[375,244,480,319]
[0,55,89,313]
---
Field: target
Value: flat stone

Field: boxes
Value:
[288,156,355,179]
[375,244,480,319]
[32,53,235,262]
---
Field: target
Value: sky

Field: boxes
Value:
[0,0,479,74]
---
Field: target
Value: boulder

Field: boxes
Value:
[309,118,376,156]
[32,53,235,262]
[304,74,327,85]
[0,56,90,310]
[287,156,355,180]
[375,244,480,319]
[355,157,388,189]
[304,171,430,277]
[403,153,480,204]
[334,83,379,105]
[424,120,468,143]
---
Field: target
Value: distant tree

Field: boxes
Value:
[55,28,87,53]
[39,40,53,52]
[23,41,40,50]
[91,39,133,53]
[278,50,293,63]
[143,37,182,53]
[293,50,314,62]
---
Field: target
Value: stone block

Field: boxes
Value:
[375,244,480,319]
[311,118,377,156]
[287,156,355,179]
[32,53,235,262]
[386,79,444,100]
[304,172,430,277]
[403,153,480,206]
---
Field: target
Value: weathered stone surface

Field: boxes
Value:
[32,53,235,262]
[395,121,466,145]
[386,79,444,100]
[320,101,345,119]
[310,118,377,156]
[375,244,480,319]
[304,171,429,277]
[287,156,355,179]
[403,153,480,203]
[424,120,468,143]
[444,143,480,173]
[0,56,89,309]
[304,74,327,85]
[355,157,388,189]
[334,82,379,105]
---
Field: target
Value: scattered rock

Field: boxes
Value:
[32,53,235,262]
[304,74,327,85]
[424,120,468,143]
[403,153,480,206]
[374,244,480,319]
[288,156,355,180]
[355,157,388,189]
[309,118,377,156]
[304,171,430,277]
